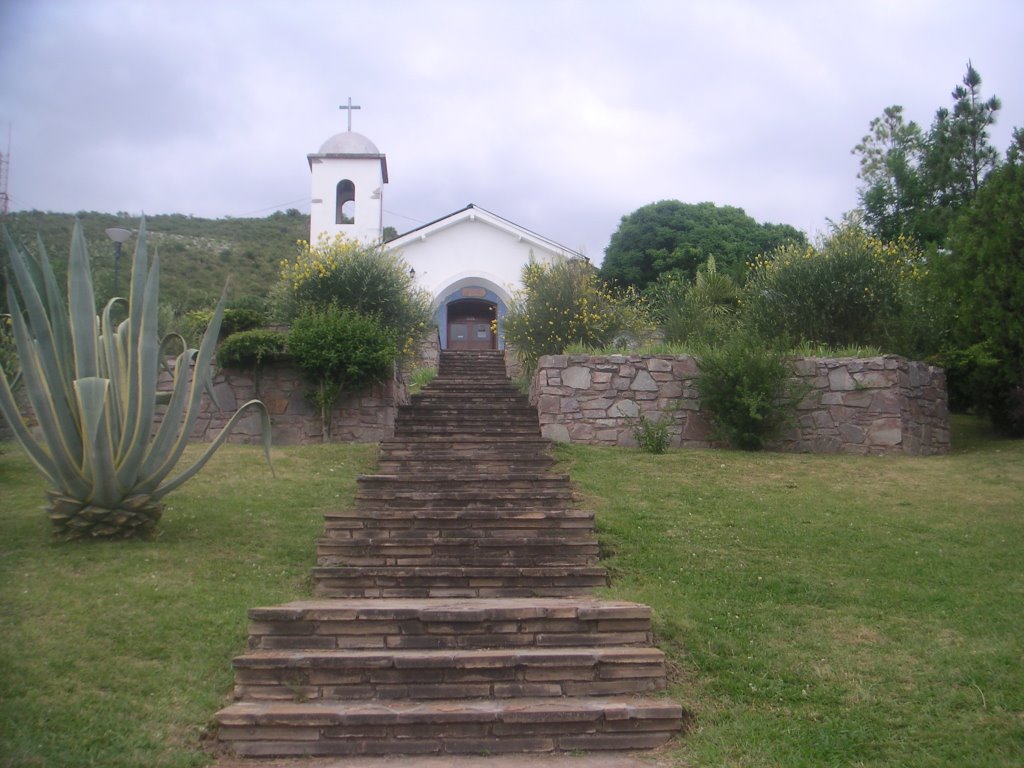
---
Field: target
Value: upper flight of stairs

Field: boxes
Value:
[215,349,684,757]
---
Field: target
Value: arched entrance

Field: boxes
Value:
[446,298,497,351]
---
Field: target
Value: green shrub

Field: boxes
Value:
[288,306,398,439]
[695,332,805,451]
[276,233,431,358]
[743,224,924,352]
[503,257,651,374]
[632,414,672,453]
[216,329,288,371]
[184,307,264,344]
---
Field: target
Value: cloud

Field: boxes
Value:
[2,0,1022,260]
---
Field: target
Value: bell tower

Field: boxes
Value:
[308,99,388,244]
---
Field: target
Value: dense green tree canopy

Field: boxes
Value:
[599,200,805,289]
[945,130,1024,434]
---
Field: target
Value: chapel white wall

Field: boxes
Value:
[391,219,560,303]
[309,157,384,244]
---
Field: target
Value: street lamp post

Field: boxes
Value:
[105,227,132,297]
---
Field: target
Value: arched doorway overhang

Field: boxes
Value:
[434,278,511,351]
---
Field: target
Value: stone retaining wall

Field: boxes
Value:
[531,354,949,456]
[159,359,408,445]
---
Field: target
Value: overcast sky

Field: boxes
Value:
[1,0,1022,263]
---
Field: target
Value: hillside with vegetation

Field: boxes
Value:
[2,209,309,314]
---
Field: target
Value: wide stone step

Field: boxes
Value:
[322,508,595,536]
[397,411,539,423]
[358,473,570,489]
[355,493,571,511]
[376,459,557,475]
[316,537,599,568]
[394,425,541,437]
[246,598,649,650]
[231,646,668,702]
[411,400,527,408]
[216,696,683,757]
[311,566,609,599]
[378,438,554,457]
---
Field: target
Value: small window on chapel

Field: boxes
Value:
[336,179,355,224]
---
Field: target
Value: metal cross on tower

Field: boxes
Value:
[339,97,361,132]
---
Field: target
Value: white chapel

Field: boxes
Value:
[307,106,580,351]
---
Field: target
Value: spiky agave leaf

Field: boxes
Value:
[0,219,273,539]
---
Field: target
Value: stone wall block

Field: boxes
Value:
[562,366,592,389]
[839,390,875,409]
[540,355,569,369]
[868,391,900,415]
[569,423,596,441]
[866,419,902,447]
[537,394,561,415]
[838,423,866,444]
[828,367,856,391]
[559,398,581,414]
[853,371,891,389]
[659,381,684,399]
[609,400,640,418]
[672,358,700,377]
[213,382,238,411]
[263,396,289,416]
[630,370,659,392]
[792,359,819,376]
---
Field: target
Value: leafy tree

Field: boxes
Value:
[944,130,1024,434]
[852,106,927,241]
[928,62,1002,203]
[854,62,1002,247]
[600,200,805,289]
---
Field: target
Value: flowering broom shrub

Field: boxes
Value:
[274,233,430,359]
[743,224,925,351]
[503,257,651,373]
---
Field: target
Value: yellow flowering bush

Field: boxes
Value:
[273,233,431,361]
[743,224,926,351]
[503,257,651,373]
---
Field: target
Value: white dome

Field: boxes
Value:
[317,131,381,155]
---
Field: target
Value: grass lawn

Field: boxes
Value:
[1,415,1022,766]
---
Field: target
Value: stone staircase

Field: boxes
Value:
[215,350,684,757]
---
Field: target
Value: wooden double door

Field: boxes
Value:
[447,299,497,350]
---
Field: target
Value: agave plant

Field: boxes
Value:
[0,220,272,540]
